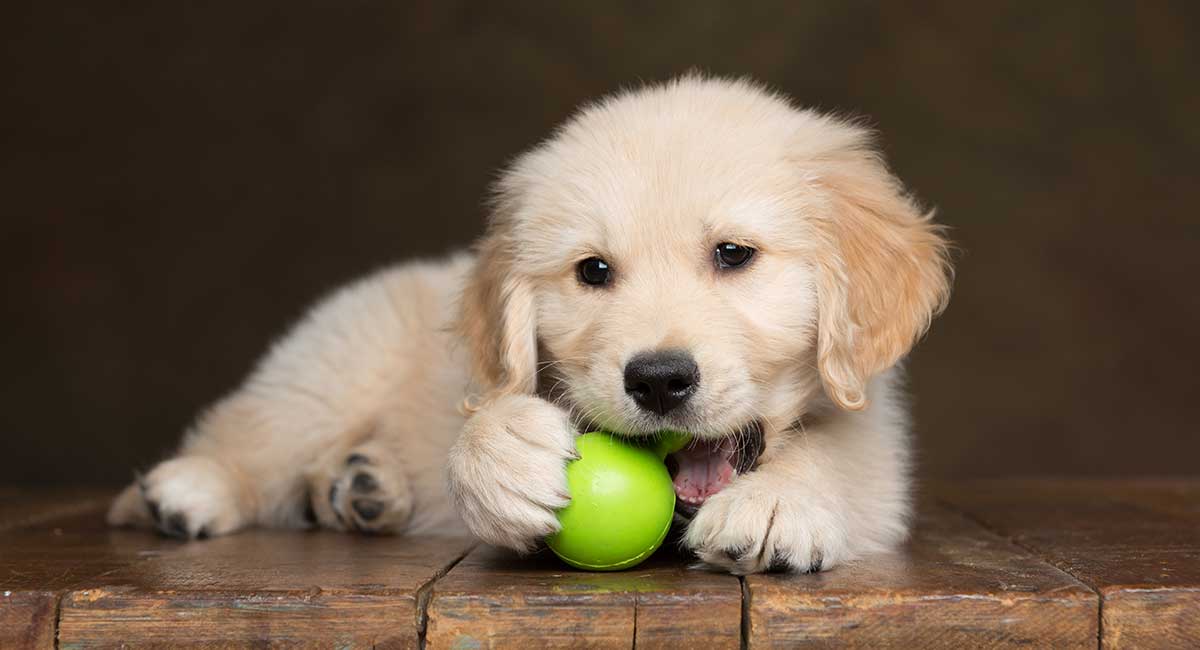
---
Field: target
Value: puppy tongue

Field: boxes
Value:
[670,439,736,507]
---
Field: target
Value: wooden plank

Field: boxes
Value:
[57,531,475,648]
[426,544,742,649]
[0,490,473,648]
[744,504,1098,648]
[0,591,57,650]
[0,492,128,650]
[938,478,1200,649]
[4,480,1192,646]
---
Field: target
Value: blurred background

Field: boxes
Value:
[3,2,1198,484]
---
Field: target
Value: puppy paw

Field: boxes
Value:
[447,394,577,553]
[683,472,848,574]
[108,456,248,539]
[308,446,413,534]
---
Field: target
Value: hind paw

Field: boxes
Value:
[309,448,412,534]
[108,456,247,540]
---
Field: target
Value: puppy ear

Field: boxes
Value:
[458,224,539,405]
[811,134,952,410]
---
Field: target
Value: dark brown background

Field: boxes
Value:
[3,2,1198,484]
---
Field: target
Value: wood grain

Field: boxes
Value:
[1,490,124,650]
[5,482,1198,647]
[2,509,240,649]
[938,478,1200,649]
[56,531,475,648]
[425,544,742,649]
[745,504,1098,648]
[0,590,57,650]
[0,489,474,648]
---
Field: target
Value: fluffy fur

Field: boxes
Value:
[108,76,951,574]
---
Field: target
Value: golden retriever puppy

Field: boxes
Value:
[109,75,951,574]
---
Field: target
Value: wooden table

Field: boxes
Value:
[1,480,1196,648]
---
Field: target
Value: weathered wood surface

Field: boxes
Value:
[0,491,124,650]
[938,479,1200,649]
[2,481,1197,647]
[0,492,474,649]
[0,590,57,650]
[426,544,742,649]
[56,531,475,648]
[744,505,1098,648]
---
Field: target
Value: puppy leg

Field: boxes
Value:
[306,431,414,534]
[107,397,278,539]
[108,259,475,539]
[446,394,578,552]
[685,388,912,574]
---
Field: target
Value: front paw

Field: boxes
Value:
[447,395,577,553]
[684,472,848,575]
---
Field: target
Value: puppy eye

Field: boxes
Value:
[715,242,755,269]
[577,257,612,286]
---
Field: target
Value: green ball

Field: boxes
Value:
[547,431,690,571]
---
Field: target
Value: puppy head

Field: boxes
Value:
[460,76,950,438]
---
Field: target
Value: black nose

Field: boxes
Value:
[623,349,700,415]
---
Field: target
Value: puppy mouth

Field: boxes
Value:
[665,422,764,520]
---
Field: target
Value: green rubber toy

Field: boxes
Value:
[547,430,692,571]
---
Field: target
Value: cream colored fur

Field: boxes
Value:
[109,75,951,574]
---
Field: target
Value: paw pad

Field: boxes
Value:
[351,472,378,493]
[352,498,384,521]
[313,451,411,534]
